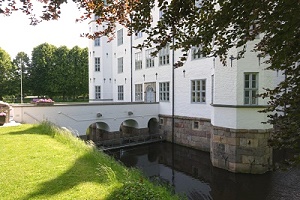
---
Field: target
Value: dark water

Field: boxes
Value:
[105,142,300,200]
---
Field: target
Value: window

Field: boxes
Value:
[159,9,164,19]
[191,79,206,103]
[118,85,124,100]
[191,45,205,60]
[94,37,100,46]
[193,121,199,129]
[146,48,155,68]
[118,57,123,73]
[244,73,258,105]
[211,75,214,104]
[135,84,143,101]
[159,118,164,125]
[135,52,142,70]
[250,23,260,39]
[95,86,101,99]
[117,29,123,46]
[135,31,142,39]
[159,82,170,101]
[95,57,100,71]
[159,44,170,65]
[195,0,202,8]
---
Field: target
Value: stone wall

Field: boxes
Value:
[159,114,272,174]
[159,114,211,152]
[211,126,272,174]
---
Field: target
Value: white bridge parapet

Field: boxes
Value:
[12,102,159,136]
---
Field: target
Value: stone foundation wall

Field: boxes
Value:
[159,115,211,152]
[211,126,272,174]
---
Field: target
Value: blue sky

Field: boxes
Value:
[0,2,89,58]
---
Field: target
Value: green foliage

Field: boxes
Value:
[106,180,178,200]
[13,52,31,99]
[0,47,15,100]
[0,43,88,102]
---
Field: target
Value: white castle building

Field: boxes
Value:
[88,5,283,174]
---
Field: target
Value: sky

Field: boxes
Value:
[0,2,89,59]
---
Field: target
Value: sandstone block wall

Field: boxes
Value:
[159,115,211,152]
[211,126,272,174]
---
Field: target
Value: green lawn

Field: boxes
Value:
[0,123,180,200]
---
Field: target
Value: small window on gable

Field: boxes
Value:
[191,45,205,60]
[193,121,199,130]
[160,118,164,125]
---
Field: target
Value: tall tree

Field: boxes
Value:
[13,52,31,102]
[29,43,56,97]
[0,47,15,100]
[51,46,70,100]
[69,46,88,100]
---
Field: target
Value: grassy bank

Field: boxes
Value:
[0,123,181,200]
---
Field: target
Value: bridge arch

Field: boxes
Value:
[120,119,139,137]
[148,117,159,135]
[86,121,110,142]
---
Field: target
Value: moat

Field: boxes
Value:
[106,142,300,200]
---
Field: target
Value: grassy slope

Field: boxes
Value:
[0,123,180,200]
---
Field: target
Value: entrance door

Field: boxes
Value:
[145,85,155,102]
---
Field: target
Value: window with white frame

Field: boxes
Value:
[135,31,143,39]
[118,57,123,73]
[244,73,258,105]
[94,37,100,46]
[135,84,143,101]
[135,52,142,70]
[146,48,155,68]
[159,44,170,65]
[159,82,170,101]
[191,79,206,103]
[95,57,100,71]
[118,85,124,100]
[95,86,101,99]
[192,45,205,60]
[117,29,123,46]
[211,74,214,104]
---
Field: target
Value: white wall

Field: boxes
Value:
[12,103,159,135]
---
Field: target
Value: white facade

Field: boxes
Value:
[88,10,282,131]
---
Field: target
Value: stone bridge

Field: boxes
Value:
[12,102,160,143]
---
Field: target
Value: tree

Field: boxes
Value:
[0,47,15,100]
[51,45,70,100]
[13,52,31,102]
[1,0,300,164]
[69,46,88,100]
[29,43,56,97]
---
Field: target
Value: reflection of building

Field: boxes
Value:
[88,4,283,174]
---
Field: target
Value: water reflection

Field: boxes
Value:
[106,142,300,200]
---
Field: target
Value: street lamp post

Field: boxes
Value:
[20,62,23,104]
